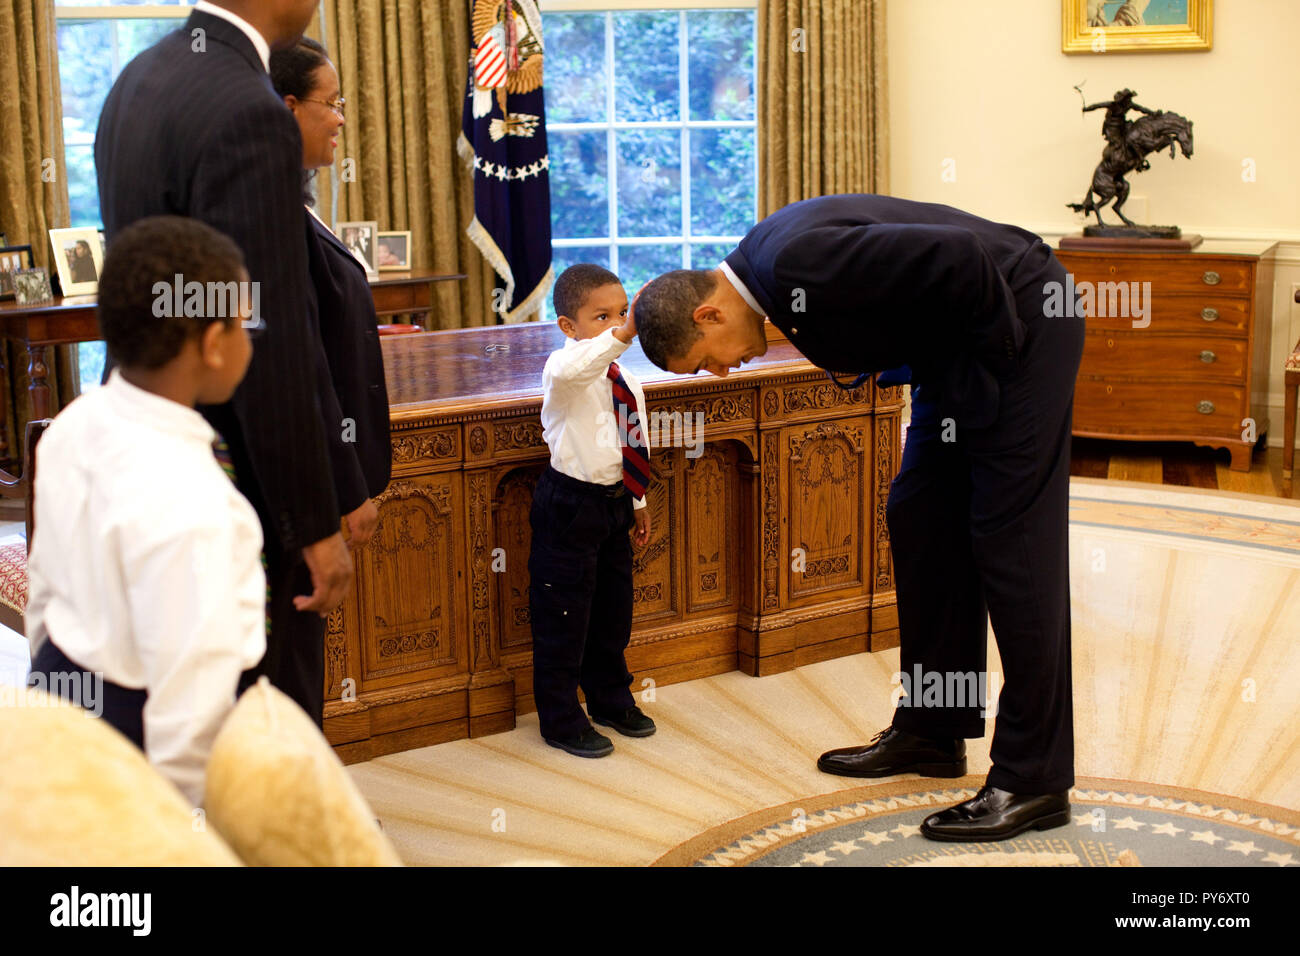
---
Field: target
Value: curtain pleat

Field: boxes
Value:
[758,0,889,217]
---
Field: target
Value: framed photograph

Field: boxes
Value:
[1063,1,1212,53]
[336,220,379,277]
[13,268,53,307]
[376,231,412,272]
[49,227,105,297]
[0,244,34,301]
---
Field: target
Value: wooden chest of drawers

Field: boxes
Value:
[1054,241,1276,470]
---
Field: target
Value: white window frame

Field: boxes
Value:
[545,2,758,277]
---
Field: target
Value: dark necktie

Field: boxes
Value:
[607,362,649,499]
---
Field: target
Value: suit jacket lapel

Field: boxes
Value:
[308,208,368,277]
[185,10,268,79]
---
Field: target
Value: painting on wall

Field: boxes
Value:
[1063,0,1212,53]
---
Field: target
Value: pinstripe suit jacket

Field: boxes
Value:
[95,10,339,552]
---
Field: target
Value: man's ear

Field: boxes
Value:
[691,302,723,326]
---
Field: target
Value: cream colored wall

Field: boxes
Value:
[887,0,1300,447]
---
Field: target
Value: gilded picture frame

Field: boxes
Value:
[1063,0,1212,54]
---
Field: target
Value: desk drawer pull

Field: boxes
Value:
[1199,350,1217,364]
[1201,307,1219,322]
[1202,271,1221,285]
[1197,400,1215,415]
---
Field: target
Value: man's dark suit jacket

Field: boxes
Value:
[724,194,1052,428]
[95,10,339,552]
[305,212,391,505]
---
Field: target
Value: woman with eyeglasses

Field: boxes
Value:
[270,37,391,555]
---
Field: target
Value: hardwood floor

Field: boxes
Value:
[1070,438,1294,499]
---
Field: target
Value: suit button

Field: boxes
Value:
[791,327,798,335]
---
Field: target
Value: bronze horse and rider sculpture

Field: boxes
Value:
[1068,88,1194,235]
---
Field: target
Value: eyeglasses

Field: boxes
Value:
[301,95,346,117]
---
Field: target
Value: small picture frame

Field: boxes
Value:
[0,244,35,301]
[49,227,105,297]
[335,220,379,276]
[376,231,412,271]
[13,268,53,306]
[1063,0,1212,54]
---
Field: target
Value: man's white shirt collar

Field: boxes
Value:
[195,1,272,72]
[719,261,765,317]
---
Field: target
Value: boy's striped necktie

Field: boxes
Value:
[607,361,649,498]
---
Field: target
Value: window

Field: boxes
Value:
[542,2,757,320]
[56,2,194,390]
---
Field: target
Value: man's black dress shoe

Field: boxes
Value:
[817,727,966,778]
[544,726,614,758]
[920,786,1070,842]
[590,705,656,738]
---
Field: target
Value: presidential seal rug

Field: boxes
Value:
[652,776,1300,867]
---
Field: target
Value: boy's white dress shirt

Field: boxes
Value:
[540,327,648,510]
[25,369,267,805]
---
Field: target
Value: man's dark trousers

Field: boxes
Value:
[528,466,638,740]
[886,243,1085,794]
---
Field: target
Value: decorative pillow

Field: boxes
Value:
[0,687,242,865]
[204,677,401,866]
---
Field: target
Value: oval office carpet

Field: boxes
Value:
[347,478,1300,866]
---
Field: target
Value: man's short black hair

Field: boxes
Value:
[97,216,247,370]
[553,263,623,319]
[633,269,716,370]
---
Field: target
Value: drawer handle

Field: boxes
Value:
[1201,307,1219,322]
[1197,400,1215,415]
[1202,271,1221,285]
[1199,350,1217,364]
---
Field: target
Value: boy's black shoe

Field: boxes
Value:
[591,705,656,738]
[545,726,614,758]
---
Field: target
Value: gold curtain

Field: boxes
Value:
[757,0,889,216]
[0,0,76,465]
[317,0,495,329]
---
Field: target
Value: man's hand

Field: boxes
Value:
[295,531,353,616]
[632,507,651,549]
[342,498,379,549]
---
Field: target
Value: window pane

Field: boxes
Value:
[614,12,678,122]
[688,243,736,270]
[550,131,608,239]
[541,12,605,124]
[690,127,755,238]
[543,246,612,323]
[616,244,683,300]
[688,10,755,121]
[57,17,181,227]
[616,129,680,238]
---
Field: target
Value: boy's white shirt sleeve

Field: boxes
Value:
[125,515,266,807]
[545,327,630,389]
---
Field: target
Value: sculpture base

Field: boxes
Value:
[1059,232,1203,252]
[1082,223,1182,239]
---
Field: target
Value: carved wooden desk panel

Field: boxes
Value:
[326,323,903,762]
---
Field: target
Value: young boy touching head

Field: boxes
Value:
[529,264,654,758]
[25,215,265,806]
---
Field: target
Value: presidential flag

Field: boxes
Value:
[458,0,553,323]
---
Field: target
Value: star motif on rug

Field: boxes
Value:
[829,840,860,857]
[799,850,833,866]
[856,829,893,846]
[890,823,921,838]
[1073,811,1098,826]
[1111,815,1146,831]
[1189,829,1223,845]
[1262,852,1296,866]
[1225,840,1260,856]
[1150,822,1184,837]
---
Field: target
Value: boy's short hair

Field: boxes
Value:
[553,263,622,319]
[631,269,716,370]
[98,216,247,370]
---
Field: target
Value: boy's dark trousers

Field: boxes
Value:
[528,465,637,740]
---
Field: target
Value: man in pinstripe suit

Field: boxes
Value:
[95,1,352,726]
